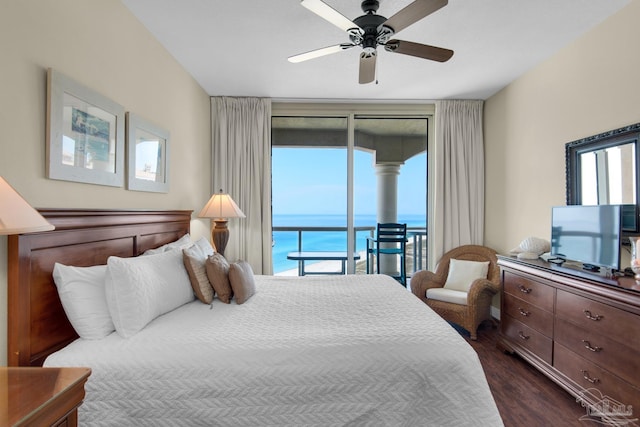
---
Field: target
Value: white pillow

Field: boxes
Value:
[105,249,195,338]
[52,263,115,339]
[443,259,490,293]
[193,237,215,256]
[143,233,192,255]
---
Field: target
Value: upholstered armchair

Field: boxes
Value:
[410,245,500,340]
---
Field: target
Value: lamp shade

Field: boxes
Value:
[198,191,246,220]
[0,176,55,235]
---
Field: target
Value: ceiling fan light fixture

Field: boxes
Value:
[291,0,453,83]
[377,25,394,44]
[348,28,364,45]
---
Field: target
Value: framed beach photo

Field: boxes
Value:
[46,68,125,187]
[126,113,170,193]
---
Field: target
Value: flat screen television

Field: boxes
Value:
[550,205,623,271]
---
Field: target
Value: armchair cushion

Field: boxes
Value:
[426,288,468,305]
[443,259,490,292]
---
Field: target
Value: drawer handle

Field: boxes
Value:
[581,340,602,352]
[518,308,531,317]
[583,310,603,321]
[580,370,600,384]
[518,285,532,294]
[518,331,530,340]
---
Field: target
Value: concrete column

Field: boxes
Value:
[375,163,401,275]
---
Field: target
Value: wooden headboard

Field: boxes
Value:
[7,209,192,366]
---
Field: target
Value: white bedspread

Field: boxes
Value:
[45,274,503,426]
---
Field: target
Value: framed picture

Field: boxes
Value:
[126,113,170,193]
[46,68,125,187]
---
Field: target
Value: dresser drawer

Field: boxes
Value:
[502,314,552,364]
[554,343,640,419]
[503,271,554,311]
[556,289,640,348]
[503,293,553,337]
[554,318,640,386]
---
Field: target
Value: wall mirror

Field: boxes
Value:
[566,122,640,207]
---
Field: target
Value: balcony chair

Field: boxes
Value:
[410,245,500,340]
[366,223,407,286]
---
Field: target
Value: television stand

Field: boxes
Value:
[497,255,640,422]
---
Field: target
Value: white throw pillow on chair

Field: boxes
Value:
[443,259,490,292]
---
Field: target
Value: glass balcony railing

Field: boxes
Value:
[272,225,427,276]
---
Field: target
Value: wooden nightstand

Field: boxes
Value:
[0,367,91,427]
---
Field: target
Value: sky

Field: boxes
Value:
[272,147,427,216]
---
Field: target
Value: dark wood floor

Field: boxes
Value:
[465,323,595,426]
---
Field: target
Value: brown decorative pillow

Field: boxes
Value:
[205,253,232,303]
[228,260,256,305]
[183,245,214,304]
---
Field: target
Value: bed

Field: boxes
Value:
[8,209,503,426]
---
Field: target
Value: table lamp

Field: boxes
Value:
[198,189,245,257]
[0,176,54,235]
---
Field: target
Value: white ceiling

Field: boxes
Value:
[121,0,629,102]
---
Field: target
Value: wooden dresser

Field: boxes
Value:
[0,367,91,426]
[497,256,640,421]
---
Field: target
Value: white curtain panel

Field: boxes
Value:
[434,100,485,259]
[211,97,273,274]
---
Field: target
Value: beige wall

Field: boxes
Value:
[0,1,212,365]
[484,0,640,256]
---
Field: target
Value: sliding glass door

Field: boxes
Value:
[271,107,430,279]
[354,117,428,277]
[271,117,348,275]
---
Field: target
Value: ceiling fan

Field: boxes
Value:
[288,0,454,84]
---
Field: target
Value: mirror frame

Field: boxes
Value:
[565,122,640,206]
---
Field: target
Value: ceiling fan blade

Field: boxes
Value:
[301,0,360,33]
[359,52,376,84]
[384,39,453,62]
[288,43,354,63]
[381,0,448,34]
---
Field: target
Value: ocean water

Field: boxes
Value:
[272,214,426,273]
